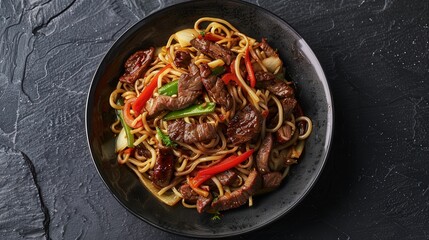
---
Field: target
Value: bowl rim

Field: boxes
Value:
[85,0,334,237]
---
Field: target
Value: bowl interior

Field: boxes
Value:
[86,0,333,237]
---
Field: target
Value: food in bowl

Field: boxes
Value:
[108,17,312,214]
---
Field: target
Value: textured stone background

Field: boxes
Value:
[0,0,428,239]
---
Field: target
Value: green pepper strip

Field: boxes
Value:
[211,66,226,76]
[116,99,134,148]
[163,102,216,121]
[156,127,176,148]
[158,80,178,96]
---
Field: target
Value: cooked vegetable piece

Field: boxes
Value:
[158,80,178,96]
[156,127,177,147]
[163,102,216,120]
[175,29,199,47]
[115,128,128,152]
[189,149,254,188]
[291,140,305,158]
[244,47,256,88]
[211,66,226,76]
[262,56,282,73]
[123,98,143,128]
[116,99,135,148]
[130,166,181,206]
[133,64,172,114]
[198,31,224,42]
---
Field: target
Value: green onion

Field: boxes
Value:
[156,127,177,148]
[158,80,178,96]
[163,102,216,120]
[211,66,226,76]
[116,99,134,148]
[211,213,221,221]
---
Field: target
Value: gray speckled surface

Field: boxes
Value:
[0,0,428,239]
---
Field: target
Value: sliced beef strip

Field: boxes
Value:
[179,184,199,204]
[178,184,213,213]
[182,121,217,143]
[216,169,238,186]
[255,71,276,82]
[226,105,263,145]
[199,63,233,111]
[266,104,280,129]
[136,144,151,158]
[197,192,213,213]
[190,38,235,65]
[276,97,298,142]
[147,63,203,116]
[207,169,238,188]
[168,120,217,144]
[198,62,211,77]
[262,171,283,190]
[255,71,295,98]
[276,123,293,143]
[180,63,203,93]
[260,38,277,57]
[167,120,186,142]
[174,50,191,68]
[267,79,295,98]
[256,171,283,194]
[256,133,273,174]
[148,95,197,116]
[211,169,262,211]
[280,98,297,118]
[120,47,155,84]
[275,148,297,167]
[152,147,174,188]
[266,97,296,135]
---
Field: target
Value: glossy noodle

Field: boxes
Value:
[109,17,312,213]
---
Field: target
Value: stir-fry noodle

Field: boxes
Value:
[109,17,312,213]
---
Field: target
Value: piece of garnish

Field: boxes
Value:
[211,211,222,221]
[156,127,177,147]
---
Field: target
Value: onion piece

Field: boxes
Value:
[262,56,282,73]
[128,164,182,206]
[175,29,199,47]
[291,140,305,159]
[115,128,128,153]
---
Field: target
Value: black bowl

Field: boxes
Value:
[86,0,333,237]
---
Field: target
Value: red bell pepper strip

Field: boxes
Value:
[230,59,236,73]
[118,148,135,164]
[123,98,143,128]
[198,32,223,42]
[261,109,269,118]
[221,73,240,85]
[189,149,254,188]
[221,59,242,86]
[123,148,134,155]
[244,47,256,88]
[132,64,172,114]
[187,176,210,197]
[189,174,212,190]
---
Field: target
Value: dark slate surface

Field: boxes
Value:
[0,0,427,239]
[0,146,48,239]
